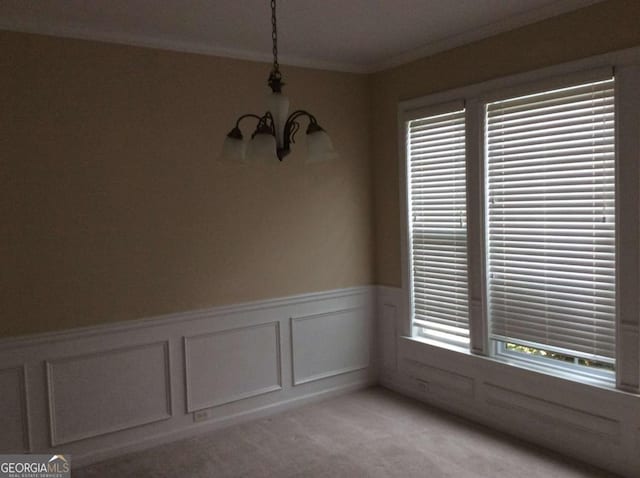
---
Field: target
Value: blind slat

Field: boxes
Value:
[408,109,469,345]
[487,78,616,361]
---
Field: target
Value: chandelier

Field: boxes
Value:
[219,0,336,163]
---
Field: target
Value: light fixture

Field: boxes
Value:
[219,0,336,163]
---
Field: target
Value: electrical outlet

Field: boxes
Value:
[193,409,210,423]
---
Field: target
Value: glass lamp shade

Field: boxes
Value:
[306,126,336,163]
[247,131,278,163]
[219,135,246,163]
[266,91,290,149]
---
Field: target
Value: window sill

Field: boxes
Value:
[401,335,472,356]
[400,335,640,397]
[492,351,616,391]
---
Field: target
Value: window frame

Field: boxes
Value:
[484,75,617,376]
[398,47,640,393]
[403,101,470,352]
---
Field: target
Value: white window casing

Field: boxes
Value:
[399,47,640,392]
[485,77,616,363]
[405,103,469,348]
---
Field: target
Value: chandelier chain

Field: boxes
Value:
[271,0,279,74]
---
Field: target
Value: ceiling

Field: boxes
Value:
[0,0,602,73]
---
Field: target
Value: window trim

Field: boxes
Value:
[398,46,640,393]
[404,104,470,351]
[484,75,617,363]
[494,340,615,388]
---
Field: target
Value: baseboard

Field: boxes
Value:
[377,286,640,478]
[74,379,375,467]
[4,283,636,476]
[0,286,378,466]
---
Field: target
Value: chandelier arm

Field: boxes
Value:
[234,113,264,130]
[286,110,318,125]
[277,110,319,159]
[289,121,301,145]
[251,111,276,140]
[255,111,274,130]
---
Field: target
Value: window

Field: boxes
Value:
[406,108,469,348]
[486,78,616,375]
[401,59,640,391]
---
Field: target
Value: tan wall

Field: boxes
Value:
[371,0,640,287]
[5,0,640,337]
[1,31,374,337]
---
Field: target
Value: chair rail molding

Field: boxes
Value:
[0,286,377,466]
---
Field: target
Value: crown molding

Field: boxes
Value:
[0,0,604,75]
[0,20,369,74]
[369,0,605,72]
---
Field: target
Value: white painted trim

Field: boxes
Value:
[379,285,640,476]
[477,66,613,104]
[402,99,465,123]
[0,20,368,74]
[183,321,283,412]
[379,303,399,372]
[290,306,363,323]
[404,359,476,399]
[292,365,370,387]
[21,365,31,453]
[615,63,640,393]
[376,285,403,296]
[397,44,640,392]
[0,0,605,74]
[483,383,620,440]
[466,98,489,355]
[290,307,371,386]
[371,0,605,72]
[397,107,413,340]
[46,341,173,446]
[0,286,372,350]
[0,365,31,453]
[398,46,640,113]
[73,379,374,468]
[0,286,376,466]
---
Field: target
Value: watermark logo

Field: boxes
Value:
[0,454,70,478]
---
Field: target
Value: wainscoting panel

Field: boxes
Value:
[46,342,172,446]
[404,359,475,400]
[185,322,281,412]
[484,383,620,440]
[382,285,639,477]
[619,325,640,391]
[0,286,375,466]
[0,366,29,452]
[291,307,371,385]
[380,304,397,372]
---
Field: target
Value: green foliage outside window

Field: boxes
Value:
[505,343,614,372]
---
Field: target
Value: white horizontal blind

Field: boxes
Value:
[407,109,469,345]
[486,78,616,360]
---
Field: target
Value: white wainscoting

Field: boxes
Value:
[46,341,173,446]
[0,286,376,466]
[185,322,282,411]
[0,366,29,453]
[291,308,370,386]
[379,303,398,372]
[484,383,620,440]
[404,359,475,401]
[377,286,640,478]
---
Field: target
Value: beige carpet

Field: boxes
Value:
[75,387,617,477]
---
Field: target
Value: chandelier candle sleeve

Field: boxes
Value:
[219,0,336,163]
